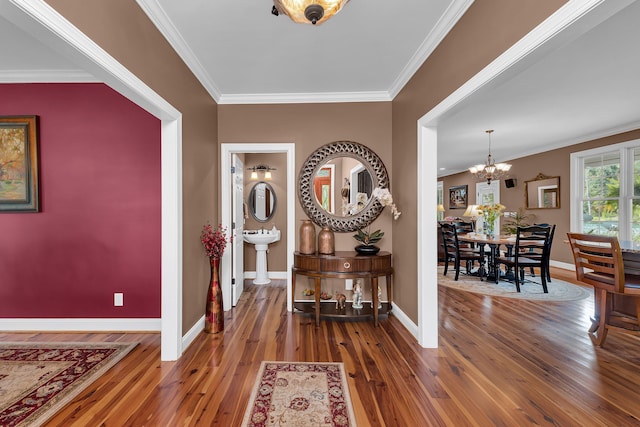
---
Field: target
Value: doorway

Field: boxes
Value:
[221,143,296,311]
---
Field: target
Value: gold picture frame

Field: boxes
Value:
[0,116,39,212]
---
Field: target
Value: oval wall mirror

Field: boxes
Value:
[248,181,277,222]
[298,141,389,232]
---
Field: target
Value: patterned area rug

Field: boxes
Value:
[438,266,591,301]
[242,361,357,427]
[0,341,137,426]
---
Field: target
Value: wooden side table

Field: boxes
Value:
[292,251,393,326]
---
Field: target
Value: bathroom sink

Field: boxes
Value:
[243,229,281,285]
[243,229,281,245]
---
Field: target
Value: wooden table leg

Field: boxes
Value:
[386,273,392,313]
[291,271,296,312]
[372,276,379,327]
[314,277,321,327]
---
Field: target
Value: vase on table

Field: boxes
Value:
[318,227,335,255]
[205,257,224,334]
[299,219,316,254]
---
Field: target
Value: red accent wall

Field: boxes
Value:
[0,83,161,318]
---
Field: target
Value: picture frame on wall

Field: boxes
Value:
[448,185,467,209]
[0,116,39,212]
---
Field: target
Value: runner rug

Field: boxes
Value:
[242,361,357,427]
[0,341,137,427]
[438,266,591,301]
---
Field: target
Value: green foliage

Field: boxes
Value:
[353,228,384,245]
[502,208,535,235]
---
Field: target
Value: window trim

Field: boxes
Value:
[570,138,640,243]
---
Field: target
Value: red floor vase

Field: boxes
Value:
[205,257,224,333]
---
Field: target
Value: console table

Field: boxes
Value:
[292,251,393,326]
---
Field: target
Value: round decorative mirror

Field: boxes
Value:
[298,141,389,232]
[248,181,277,222]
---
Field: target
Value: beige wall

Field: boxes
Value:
[391,0,567,322]
[47,0,219,334]
[441,129,640,266]
[219,103,394,258]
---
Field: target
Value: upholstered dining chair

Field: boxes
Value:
[566,233,640,347]
[440,222,485,281]
[493,225,551,292]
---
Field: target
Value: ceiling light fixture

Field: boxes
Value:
[468,130,512,185]
[271,0,350,25]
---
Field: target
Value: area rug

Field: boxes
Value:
[0,341,137,427]
[438,266,591,301]
[242,361,357,427]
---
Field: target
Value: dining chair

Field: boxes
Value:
[566,233,640,347]
[527,223,556,282]
[440,222,485,281]
[493,225,551,292]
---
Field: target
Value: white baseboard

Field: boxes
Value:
[0,318,161,332]
[551,260,575,271]
[182,316,205,352]
[243,271,287,280]
[390,302,418,339]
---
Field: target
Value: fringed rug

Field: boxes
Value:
[0,341,137,426]
[242,361,357,427]
[438,266,591,301]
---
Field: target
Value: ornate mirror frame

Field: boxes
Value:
[524,173,560,209]
[298,141,389,232]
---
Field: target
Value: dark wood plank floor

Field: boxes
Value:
[2,268,640,426]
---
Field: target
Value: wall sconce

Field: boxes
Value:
[249,164,276,180]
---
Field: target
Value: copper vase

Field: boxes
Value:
[205,257,224,334]
[318,227,335,255]
[299,219,316,254]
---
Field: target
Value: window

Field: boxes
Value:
[571,139,640,248]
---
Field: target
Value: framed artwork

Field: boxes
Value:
[448,185,467,209]
[0,116,39,212]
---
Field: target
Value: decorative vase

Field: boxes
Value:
[355,244,380,255]
[485,219,495,237]
[299,219,316,254]
[205,257,224,334]
[318,227,335,255]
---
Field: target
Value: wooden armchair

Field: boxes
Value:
[566,233,640,347]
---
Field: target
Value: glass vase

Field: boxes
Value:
[205,257,224,334]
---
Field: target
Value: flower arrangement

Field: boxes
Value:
[201,223,232,259]
[353,187,401,246]
[477,203,505,235]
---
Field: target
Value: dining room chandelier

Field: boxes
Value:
[468,130,512,185]
[272,0,350,25]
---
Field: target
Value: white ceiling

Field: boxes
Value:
[1,0,639,177]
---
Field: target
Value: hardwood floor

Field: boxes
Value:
[3,269,640,426]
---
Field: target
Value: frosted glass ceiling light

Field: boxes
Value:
[272,0,350,25]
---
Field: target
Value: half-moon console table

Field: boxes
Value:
[292,251,393,326]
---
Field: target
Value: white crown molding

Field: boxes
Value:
[0,69,97,83]
[0,318,161,332]
[218,90,391,105]
[135,0,222,103]
[388,0,474,99]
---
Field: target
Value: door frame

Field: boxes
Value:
[221,143,296,311]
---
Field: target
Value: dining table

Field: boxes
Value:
[457,233,518,281]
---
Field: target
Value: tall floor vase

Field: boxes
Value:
[205,257,224,334]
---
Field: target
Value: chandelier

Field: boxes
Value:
[468,130,512,185]
[272,0,350,25]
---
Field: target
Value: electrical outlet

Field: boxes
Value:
[114,293,124,306]
[345,279,353,290]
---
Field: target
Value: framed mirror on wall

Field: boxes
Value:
[298,141,389,232]
[525,173,560,209]
[248,181,277,222]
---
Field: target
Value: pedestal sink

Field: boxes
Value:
[243,229,281,285]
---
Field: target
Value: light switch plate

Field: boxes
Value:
[114,293,124,306]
